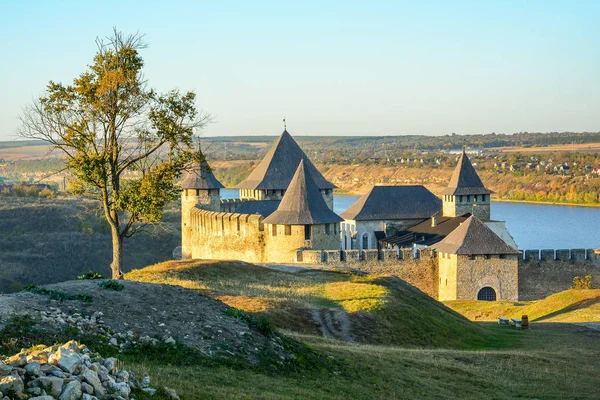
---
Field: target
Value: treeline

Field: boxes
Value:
[482,172,600,205]
[200,131,600,162]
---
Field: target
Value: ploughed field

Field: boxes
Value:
[121,260,600,399]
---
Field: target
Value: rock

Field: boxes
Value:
[81,382,94,394]
[0,362,12,376]
[25,362,41,377]
[82,394,98,400]
[163,387,180,400]
[29,396,55,400]
[27,386,42,396]
[59,380,82,400]
[0,375,24,395]
[103,358,117,374]
[50,369,67,378]
[143,387,157,396]
[26,352,49,365]
[81,368,104,397]
[40,364,61,375]
[164,337,176,345]
[141,375,150,388]
[116,370,129,383]
[37,376,64,397]
[6,351,27,367]
[109,338,118,346]
[61,341,81,353]
[115,381,130,398]
[49,347,82,374]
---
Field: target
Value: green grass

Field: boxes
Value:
[446,289,600,322]
[126,260,492,348]
[118,324,600,399]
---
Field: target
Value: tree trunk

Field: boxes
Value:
[110,226,124,280]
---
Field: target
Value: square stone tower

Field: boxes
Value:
[441,150,491,220]
[434,216,520,301]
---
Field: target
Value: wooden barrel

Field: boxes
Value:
[521,315,529,329]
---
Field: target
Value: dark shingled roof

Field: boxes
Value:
[381,213,471,247]
[234,200,280,217]
[340,185,442,221]
[236,130,336,190]
[432,215,520,255]
[441,151,492,195]
[262,160,343,225]
[180,160,224,190]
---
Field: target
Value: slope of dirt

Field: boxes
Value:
[0,280,296,365]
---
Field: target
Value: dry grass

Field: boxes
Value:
[446,289,600,322]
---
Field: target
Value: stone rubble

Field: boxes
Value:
[0,340,177,400]
[39,309,162,351]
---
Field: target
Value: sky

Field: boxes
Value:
[1,0,599,139]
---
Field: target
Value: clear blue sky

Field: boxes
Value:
[1,0,598,139]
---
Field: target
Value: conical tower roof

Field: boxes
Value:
[236,130,336,190]
[180,160,224,190]
[433,215,519,255]
[441,150,491,195]
[262,160,343,225]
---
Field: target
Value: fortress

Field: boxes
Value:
[181,130,522,301]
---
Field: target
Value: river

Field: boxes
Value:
[220,189,600,250]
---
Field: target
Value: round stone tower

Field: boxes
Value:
[180,160,224,259]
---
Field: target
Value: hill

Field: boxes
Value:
[0,262,598,398]
[0,197,181,293]
[126,260,488,349]
[445,289,600,322]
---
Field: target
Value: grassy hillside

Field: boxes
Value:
[0,197,181,293]
[123,260,600,399]
[446,289,600,322]
[126,260,490,349]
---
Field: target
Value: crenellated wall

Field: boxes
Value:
[190,207,267,263]
[220,199,245,213]
[522,248,599,262]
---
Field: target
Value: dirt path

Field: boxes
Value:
[311,308,354,343]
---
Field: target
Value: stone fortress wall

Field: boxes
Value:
[188,199,340,264]
[295,247,599,301]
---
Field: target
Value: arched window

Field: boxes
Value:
[477,287,497,301]
[362,233,369,250]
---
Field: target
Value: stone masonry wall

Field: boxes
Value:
[190,208,266,263]
[455,255,519,301]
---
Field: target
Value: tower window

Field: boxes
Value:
[459,195,463,202]
[272,224,277,236]
[285,225,291,235]
[325,224,331,234]
[304,225,311,240]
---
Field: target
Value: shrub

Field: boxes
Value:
[98,280,125,291]
[78,271,104,280]
[23,284,93,302]
[572,275,593,290]
[224,308,276,336]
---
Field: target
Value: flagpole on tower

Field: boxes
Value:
[283,118,286,131]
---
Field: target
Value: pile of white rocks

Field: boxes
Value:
[0,341,179,400]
